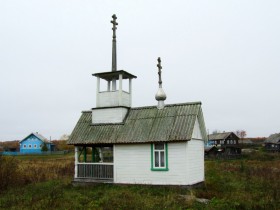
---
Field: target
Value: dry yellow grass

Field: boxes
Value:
[18,156,74,183]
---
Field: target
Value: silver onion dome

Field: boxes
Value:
[155,87,167,101]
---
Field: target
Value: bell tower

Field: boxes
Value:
[92,14,137,124]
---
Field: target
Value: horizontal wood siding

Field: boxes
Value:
[114,142,190,185]
[20,137,44,153]
[185,139,205,184]
[92,107,128,124]
[191,117,203,140]
[98,91,130,107]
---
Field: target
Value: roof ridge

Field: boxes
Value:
[19,132,48,143]
[209,132,232,135]
[131,101,202,110]
[81,102,202,112]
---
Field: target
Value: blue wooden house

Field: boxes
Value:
[19,133,55,154]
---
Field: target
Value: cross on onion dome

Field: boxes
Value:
[111,14,118,39]
[157,57,163,86]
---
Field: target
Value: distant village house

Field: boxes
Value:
[20,132,55,154]
[207,132,241,156]
[264,133,280,152]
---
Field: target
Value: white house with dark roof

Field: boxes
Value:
[68,15,207,186]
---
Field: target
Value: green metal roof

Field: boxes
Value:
[68,102,207,145]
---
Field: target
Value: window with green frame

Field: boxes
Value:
[151,142,168,171]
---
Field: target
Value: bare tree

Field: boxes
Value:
[212,130,220,134]
[59,134,70,141]
[235,130,247,144]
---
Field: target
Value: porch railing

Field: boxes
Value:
[77,163,113,180]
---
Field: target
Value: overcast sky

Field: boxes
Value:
[1,0,279,141]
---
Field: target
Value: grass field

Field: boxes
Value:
[0,151,279,209]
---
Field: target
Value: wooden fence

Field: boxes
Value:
[77,163,113,180]
[0,151,70,156]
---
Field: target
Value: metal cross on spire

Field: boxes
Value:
[111,14,118,72]
[155,57,166,109]
[157,57,163,87]
[111,14,118,39]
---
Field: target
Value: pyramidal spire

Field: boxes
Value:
[155,57,167,109]
[111,14,118,72]
[111,14,118,90]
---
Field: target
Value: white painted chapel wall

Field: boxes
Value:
[114,142,192,185]
[185,139,205,185]
[114,116,205,186]
[185,117,205,184]
[97,91,130,107]
[192,117,203,140]
[92,107,128,124]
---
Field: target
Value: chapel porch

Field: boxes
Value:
[74,145,114,182]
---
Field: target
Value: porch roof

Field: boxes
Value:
[68,102,207,145]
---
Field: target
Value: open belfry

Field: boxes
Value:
[91,14,136,124]
[68,15,207,186]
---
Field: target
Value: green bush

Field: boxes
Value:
[41,143,48,152]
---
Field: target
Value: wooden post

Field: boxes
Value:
[96,77,100,107]
[107,81,111,91]
[129,78,132,106]
[99,147,103,162]
[118,73,123,105]
[74,146,78,178]
[113,145,116,182]
[83,146,87,162]
[92,147,95,162]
